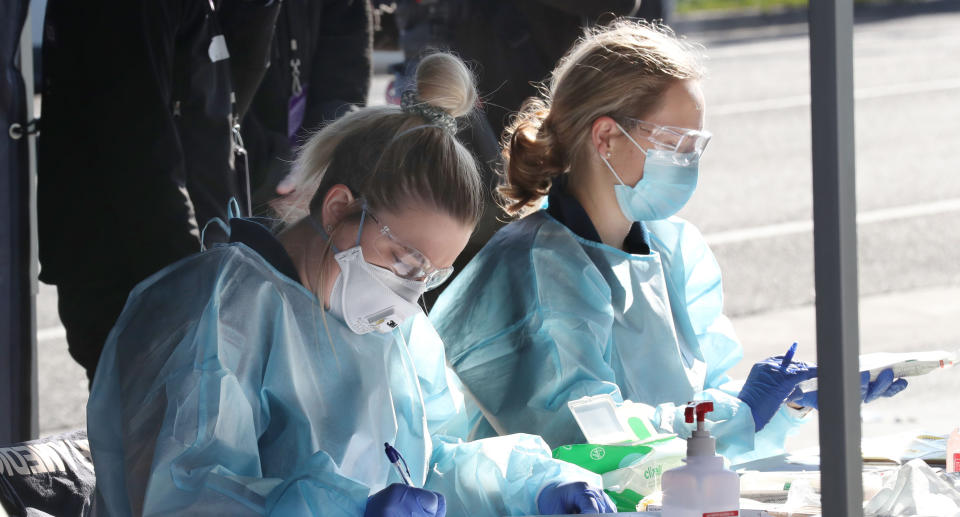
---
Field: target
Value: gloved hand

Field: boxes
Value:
[537,481,617,514]
[864,369,909,402]
[364,483,446,517]
[789,368,908,409]
[739,356,817,432]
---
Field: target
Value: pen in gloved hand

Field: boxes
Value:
[384,442,413,486]
[781,342,811,411]
[780,342,798,371]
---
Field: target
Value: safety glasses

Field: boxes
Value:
[620,118,712,166]
[365,211,454,291]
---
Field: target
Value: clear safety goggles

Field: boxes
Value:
[619,117,712,166]
[364,211,454,291]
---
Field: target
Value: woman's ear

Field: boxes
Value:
[591,116,620,158]
[320,184,356,231]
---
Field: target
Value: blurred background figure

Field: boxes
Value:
[36,0,280,384]
[445,1,643,140]
[383,0,644,304]
[242,0,374,213]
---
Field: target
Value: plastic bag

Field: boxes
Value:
[864,459,960,516]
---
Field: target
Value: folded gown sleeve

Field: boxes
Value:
[402,314,604,517]
[648,219,809,464]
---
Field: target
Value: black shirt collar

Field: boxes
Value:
[546,175,651,255]
[228,218,301,282]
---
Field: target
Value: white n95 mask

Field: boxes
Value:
[329,246,426,334]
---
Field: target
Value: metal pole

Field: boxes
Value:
[0,0,38,445]
[22,0,40,441]
[808,0,862,515]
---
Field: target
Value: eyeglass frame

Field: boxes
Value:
[362,210,454,291]
[616,117,712,164]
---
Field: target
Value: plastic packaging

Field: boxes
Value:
[568,394,666,444]
[864,459,960,516]
[557,394,686,511]
[552,440,685,511]
[661,401,740,517]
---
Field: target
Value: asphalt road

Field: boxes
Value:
[32,4,960,456]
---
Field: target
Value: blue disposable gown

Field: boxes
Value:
[430,211,807,464]
[87,239,600,516]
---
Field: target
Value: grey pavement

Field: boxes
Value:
[679,5,960,315]
[34,3,960,458]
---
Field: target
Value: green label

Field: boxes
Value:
[627,416,653,441]
[605,487,644,513]
[552,444,653,474]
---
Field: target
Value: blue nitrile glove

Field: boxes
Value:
[739,356,818,432]
[863,368,909,402]
[364,484,446,517]
[537,481,617,514]
[789,368,908,409]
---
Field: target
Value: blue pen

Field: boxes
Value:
[780,342,798,371]
[384,442,413,486]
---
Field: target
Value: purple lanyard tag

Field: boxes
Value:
[287,86,308,144]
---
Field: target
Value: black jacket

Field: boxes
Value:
[452,0,640,139]
[37,0,279,284]
[241,0,373,210]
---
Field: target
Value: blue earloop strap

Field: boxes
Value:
[227,197,242,220]
[355,209,367,247]
[200,217,230,251]
[200,197,243,251]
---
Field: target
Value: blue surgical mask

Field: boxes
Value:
[600,123,701,222]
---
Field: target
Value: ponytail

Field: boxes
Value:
[499,99,566,215]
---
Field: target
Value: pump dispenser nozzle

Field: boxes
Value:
[662,400,740,515]
[684,401,714,428]
[683,401,717,457]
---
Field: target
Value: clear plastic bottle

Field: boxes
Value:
[947,425,960,473]
[661,401,740,517]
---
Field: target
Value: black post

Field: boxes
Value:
[1,0,38,445]
[808,0,862,515]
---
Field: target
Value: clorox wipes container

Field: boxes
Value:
[661,401,740,517]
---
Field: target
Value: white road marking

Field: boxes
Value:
[702,15,960,60]
[705,197,960,245]
[712,77,960,116]
[705,39,809,59]
[705,220,814,246]
[37,325,67,342]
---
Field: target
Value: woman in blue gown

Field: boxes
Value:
[430,21,907,464]
[86,53,613,517]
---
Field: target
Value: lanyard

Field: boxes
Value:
[286,1,303,97]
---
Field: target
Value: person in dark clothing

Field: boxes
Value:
[242,0,373,212]
[37,0,280,384]
[390,0,641,306]
[452,0,641,140]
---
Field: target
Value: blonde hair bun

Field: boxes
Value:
[415,53,478,119]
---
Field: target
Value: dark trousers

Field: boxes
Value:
[56,280,138,386]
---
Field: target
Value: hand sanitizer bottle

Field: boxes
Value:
[661,401,740,517]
